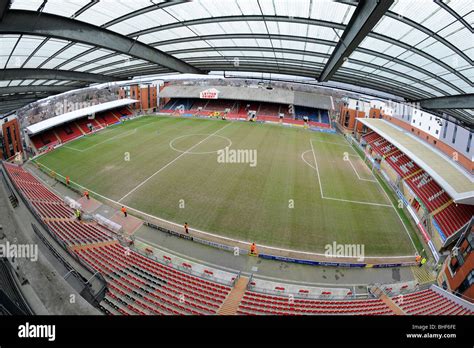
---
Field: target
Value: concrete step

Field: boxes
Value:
[411,266,436,284]
[217,276,249,315]
[430,199,453,216]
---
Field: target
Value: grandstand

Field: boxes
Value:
[3,162,473,317]
[357,118,473,250]
[160,97,331,127]
[0,2,472,341]
[25,99,136,154]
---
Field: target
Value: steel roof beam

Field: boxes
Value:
[169,43,462,94]
[183,54,439,98]
[338,0,473,64]
[0,85,76,95]
[434,0,473,33]
[128,15,342,38]
[168,46,448,96]
[319,0,394,82]
[385,11,473,64]
[0,93,49,102]
[0,10,204,74]
[152,32,466,92]
[143,15,471,87]
[0,69,127,83]
[0,100,36,110]
[0,0,10,21]
[188,58,434,99]
[415,94,474,110]
[101,0,187,29]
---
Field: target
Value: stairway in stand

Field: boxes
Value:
[370,284,405,315]
[411,266,437,285]
[430,199,453,216]
[217,276,249,315]
[379,293,406,315]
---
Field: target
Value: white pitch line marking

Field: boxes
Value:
[311,139,352,147]
[343,136,418,252]
[118,122,233,203]
[63,122,152,153]
[321,196,392,207]
[309,139,392,207]
[310,139,324,198]
[301,150,316,170]
[62,146,83,152]
[347,157,377,182]
[29,161,414,260]
[64,129,137,152]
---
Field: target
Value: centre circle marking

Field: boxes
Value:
[169,133,232,155]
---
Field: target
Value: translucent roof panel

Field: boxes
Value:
[1,0,472,126]
[18,38,71,69]
[10,0,45,11]
[139,27,197,45]
[0,35,20,69]
[311,1,355,24]
[107,9,177,36]
[76,1,149,27]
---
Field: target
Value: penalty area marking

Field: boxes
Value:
[301,150,316,170]
[118,122,233,203]
[347,157,377,183]
[169,133,232,155]
[311,139,353,147]
[62,122,151,153]
[343,136,418,252]
[308,140,392,207]
[29,162,415,260]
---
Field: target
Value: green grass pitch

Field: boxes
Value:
[34,115,417,256]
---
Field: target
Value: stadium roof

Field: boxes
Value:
[25,98,137,135]
[357,118,474,205]
[0,0,472,127]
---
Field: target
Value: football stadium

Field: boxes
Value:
[0,0,472,345]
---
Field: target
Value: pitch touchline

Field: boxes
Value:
[117,122,233,202]
[29,162,414,260]
[343,136,418,252]
[309,140,392,207]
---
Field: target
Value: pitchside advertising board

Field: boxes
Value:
[199,88,220,99]
[259,254,411,268]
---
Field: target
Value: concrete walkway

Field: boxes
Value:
[0,168,100,315]
[26,162,416,291]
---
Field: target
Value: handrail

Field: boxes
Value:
[0,169,19,208]
[2,162,107,304]
[119,238,236,287]
[0,258,34,315]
